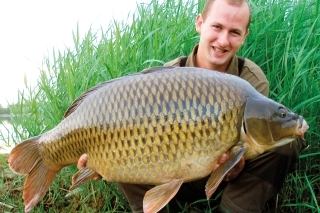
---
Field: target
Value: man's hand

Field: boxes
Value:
[77,154,88,170]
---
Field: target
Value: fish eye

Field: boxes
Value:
[278,108,286,118]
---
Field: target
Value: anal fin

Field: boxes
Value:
[205,147,246,199]
[143,179,183,213]
[70,166,102,191]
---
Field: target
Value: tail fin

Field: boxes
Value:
[8,136,59,212]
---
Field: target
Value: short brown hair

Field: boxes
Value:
[201,0,252,29]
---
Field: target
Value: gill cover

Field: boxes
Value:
[243,97,300,159]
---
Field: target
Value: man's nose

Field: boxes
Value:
[217,31,229,47]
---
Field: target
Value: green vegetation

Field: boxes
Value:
[1,0,319,212]
[0,105,10,116]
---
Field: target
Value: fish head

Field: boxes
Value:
[243,96,309,159]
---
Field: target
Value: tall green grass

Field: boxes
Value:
[1,0,319,212]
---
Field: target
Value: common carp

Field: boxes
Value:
[8,67,308,213]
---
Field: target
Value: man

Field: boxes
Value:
[78,0,306,212]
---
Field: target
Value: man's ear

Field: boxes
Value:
[195,14,203,33]
[242,29,249,44]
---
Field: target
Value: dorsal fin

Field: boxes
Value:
[64,66,175,118]
[139,66,175,74]
[64,81,110,118]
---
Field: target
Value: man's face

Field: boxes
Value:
[195,0,249,71]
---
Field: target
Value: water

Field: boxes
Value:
[0,120,16,154]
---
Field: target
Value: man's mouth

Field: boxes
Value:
[213,47,226,53]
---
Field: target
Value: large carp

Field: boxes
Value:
[8,67,308,213]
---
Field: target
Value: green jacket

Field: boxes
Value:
[164,44,269,97]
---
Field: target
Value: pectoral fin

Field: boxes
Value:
[143,179,183,213]
[70,166,102,191]
[205,147,246,199]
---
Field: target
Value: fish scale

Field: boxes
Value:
[52,71,215,180]
[8,66,308,213]
[64,70,242,183]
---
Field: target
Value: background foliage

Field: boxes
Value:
[1,0,319,212]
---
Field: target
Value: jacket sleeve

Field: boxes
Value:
[240,59,270,97]
[163,57,186,67]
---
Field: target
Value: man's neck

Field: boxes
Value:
[194,55,228,72]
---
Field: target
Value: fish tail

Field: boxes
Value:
[8,136,59,212]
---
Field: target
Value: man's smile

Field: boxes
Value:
[213,46,227,53]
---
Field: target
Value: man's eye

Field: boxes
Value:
[212,25,221,29]
[231,31,241,36]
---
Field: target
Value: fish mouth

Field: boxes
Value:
[295,116,309,139]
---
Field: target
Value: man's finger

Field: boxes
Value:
[77,154,88,170]
[218,152,230,164]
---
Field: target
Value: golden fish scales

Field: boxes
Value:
[39,69,244,184]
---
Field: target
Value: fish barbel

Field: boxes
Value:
[8,67,308,213]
